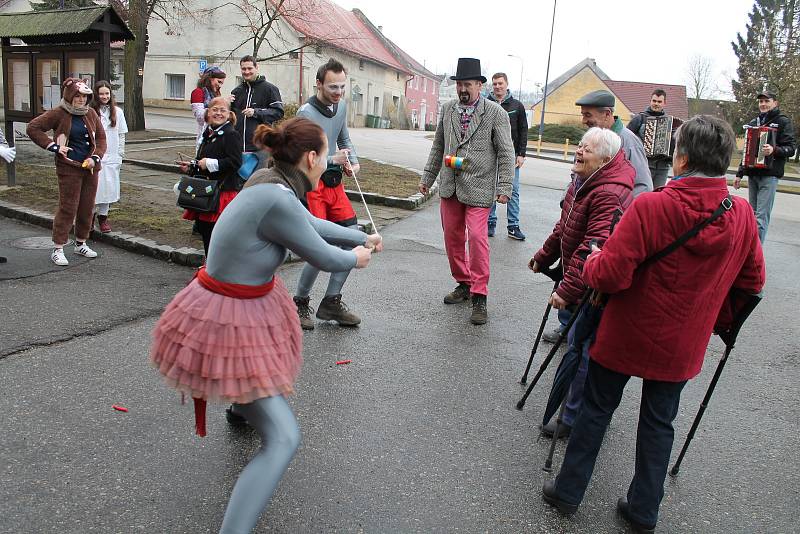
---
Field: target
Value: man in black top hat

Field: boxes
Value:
[420,57,515,325]
[734,90,796,242]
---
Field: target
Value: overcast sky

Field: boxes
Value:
[338,0,755,98]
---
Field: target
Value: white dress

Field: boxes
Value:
[95,105,128,204]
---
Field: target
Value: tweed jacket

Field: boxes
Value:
[422,97,515,208]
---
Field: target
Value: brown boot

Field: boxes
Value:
[470,294,488,325]
[293,296,315,330]
[316,294,361,326]
[443,282,471,304]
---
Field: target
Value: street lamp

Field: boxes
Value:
[538,0,558,139]
[507,54,523,98]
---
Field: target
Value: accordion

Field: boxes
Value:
[642,115,674,158]
[742,125,777,169]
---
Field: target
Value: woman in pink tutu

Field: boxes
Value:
[151,117,382,533]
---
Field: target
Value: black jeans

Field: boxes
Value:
[554,359,686,527]
[196,220,215,256]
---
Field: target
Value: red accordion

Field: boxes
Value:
[742,125,777,169]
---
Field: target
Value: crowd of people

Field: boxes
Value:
[13,50,795,533]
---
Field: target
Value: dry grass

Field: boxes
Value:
[343,158,420,197]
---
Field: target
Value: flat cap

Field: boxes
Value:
[575,90,615,108]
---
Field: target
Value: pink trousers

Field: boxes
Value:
[440,196,491,296]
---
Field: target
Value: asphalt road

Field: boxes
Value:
[1,171,799,532]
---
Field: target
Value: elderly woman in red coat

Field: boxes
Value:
[542,115,766,532]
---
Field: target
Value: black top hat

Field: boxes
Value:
[450,58,487,83]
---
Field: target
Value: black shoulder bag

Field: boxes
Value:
[176,172,222,213]
[640,195,733,268]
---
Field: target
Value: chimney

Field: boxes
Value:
[378,26,383,33]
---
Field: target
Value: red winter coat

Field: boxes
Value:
[583,177,765,382]
[533,149,635,304]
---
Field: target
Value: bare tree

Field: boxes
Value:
[686,54,718,99]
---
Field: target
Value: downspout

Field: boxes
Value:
[298,44,304,103]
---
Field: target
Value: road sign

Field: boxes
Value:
[199,59,207,73]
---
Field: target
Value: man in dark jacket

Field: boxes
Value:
[230,55,284,153]
[529,127,634,438]
[487,72,528,240]
[626,89,677,188]
[734,90,796,242]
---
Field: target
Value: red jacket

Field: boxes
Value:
[584,177,765,381]
[534,149,635,304]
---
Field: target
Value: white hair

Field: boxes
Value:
[580,127,621,160]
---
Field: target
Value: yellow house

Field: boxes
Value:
[531,58,688,127]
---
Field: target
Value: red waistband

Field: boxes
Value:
[196,266,275,298]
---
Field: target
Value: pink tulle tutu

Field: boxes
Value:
[150,276,302,404]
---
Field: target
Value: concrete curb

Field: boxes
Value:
[0,199,205,267]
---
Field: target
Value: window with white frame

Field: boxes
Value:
[423,78,427,93]
[166,74,185,99]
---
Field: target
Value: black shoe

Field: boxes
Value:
[617,498,656,533]
[487,223,496,237]
[540,420,572,439]
[542,327,563,344]
[225,406,248,427]
[316,294,361,326]
[293,296,315,331]
[443,282,471,304]
[542,480,578,516]
[470,294,488,325]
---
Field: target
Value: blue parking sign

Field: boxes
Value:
[199,59,208,73]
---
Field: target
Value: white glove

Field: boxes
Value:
[0,146,16,163]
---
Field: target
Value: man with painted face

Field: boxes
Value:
[576,90,652,197]
[420,57,515,325]
[627,89,678,188]
[734,90,796,242]
[230,55,284,152]
[292,58,365,330]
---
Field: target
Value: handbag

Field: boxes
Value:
[238,152,260,181]
[176,175,221,213]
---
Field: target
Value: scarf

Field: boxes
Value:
[244,160,313,203]
[60,98,89,116]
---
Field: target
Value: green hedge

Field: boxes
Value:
[527,124,587,144]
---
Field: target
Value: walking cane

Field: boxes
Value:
[521,263,563,385]
[543,397,568,472]
[669,292,762,477]
[516,287,592,411]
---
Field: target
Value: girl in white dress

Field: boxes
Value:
[91,80,128,233]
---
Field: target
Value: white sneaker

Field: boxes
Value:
[51,248,68,266]
[74,243,98,258]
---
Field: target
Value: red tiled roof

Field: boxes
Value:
[604,80,688,120]
[275,0,410,74]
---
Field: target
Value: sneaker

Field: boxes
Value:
[225,406,249,427]
[97,215,112,233]
[470,294,488,325]
[487,223,496,237]
[540,420,572,439]
[542,327,563,344]
[507,226,526,241]
[444,282,471,304]
[51,248,68,266]
[74,243,98,258]
[294,296,315,331]
[316,294,361,326]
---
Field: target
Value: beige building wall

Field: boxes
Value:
[531,67,633,126]
[144,2,408,127]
